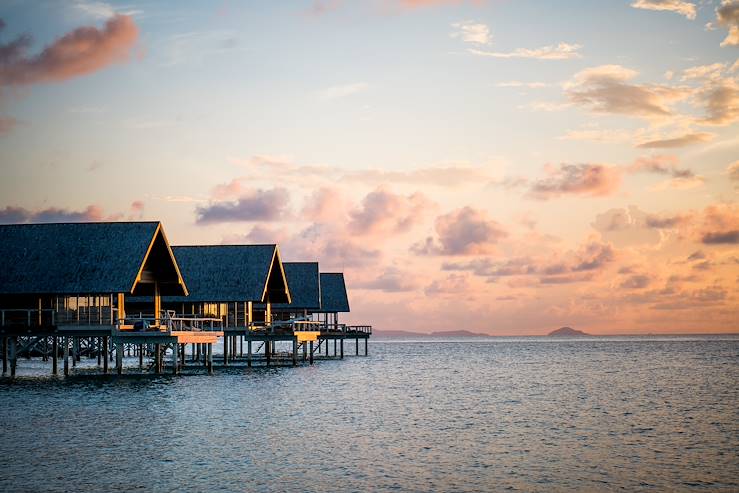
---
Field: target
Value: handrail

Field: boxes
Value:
[0,308,56,327]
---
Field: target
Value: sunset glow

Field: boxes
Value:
[1,1,737,334]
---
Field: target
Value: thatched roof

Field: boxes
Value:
[0,222,187,296]
[319,273,350,313]
[272,262,320,311]
[165,245,290,303]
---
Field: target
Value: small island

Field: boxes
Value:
[548,326,590,337]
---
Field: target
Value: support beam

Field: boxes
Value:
[223,335,228,366]
[356,337,359,356]
[97,337,101,365]
[154,344,161,374]
[9,337,17,377]
[63,336,69,376]
[309,341,314,365]
[171,344,178,375]
[247,340,252,368]
[103,336,109,374]
[116,342,123,375]
[340,338,344,359]
[52,336,58,375]
[365,337,368,356]
[266,340,271,367]
[139,344,144,369]
[302,341,307,362]
[2,337,7,376]
[207,343,213,374]
[292,338,297,367]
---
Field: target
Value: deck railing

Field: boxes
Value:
[0,309,56,328]
[118,312,223,334]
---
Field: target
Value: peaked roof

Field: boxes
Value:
[272,262,320,311]
[319,273,350,313]
[166,245,290,303]
[0,222,187,296]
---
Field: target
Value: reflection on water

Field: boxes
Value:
[1,336,737,492]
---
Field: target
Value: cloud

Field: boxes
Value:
[399,0,470,7]
[0,204,111,223]
[195,188,290,224]
[319,82,369,100]
[727,161,739,185]
[528,163,622,199]
[424,273,470,296]
[348,188,431,235]
[565,65,690,119]
[695,77,739,125]
[355,267,420,292]
[591,206,661,246]
[0,15,138,88]
[700,203,739,244]
[413,206,507,255]
[0,116,18,135]
[636,132,714,148]
[451,21,491,45]
[496,81,548,88]
[630,0,697,19]
[619,274,652,289]
[469,42,582,60]
[716,0,739,46]
[442,240,615,284]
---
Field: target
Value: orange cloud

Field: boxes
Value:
[529,163,622,199]
[0,15,139,87]
[413,206,507,255]
[0,204,119,223]
[348,188,431,236]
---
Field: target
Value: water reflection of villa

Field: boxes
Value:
[0,222,371,377]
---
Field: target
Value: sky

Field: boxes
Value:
[0,0,737,335]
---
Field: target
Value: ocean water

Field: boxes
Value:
[0,336,737,492]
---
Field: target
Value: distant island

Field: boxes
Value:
[548,326,590,337]
[429,330,489,337]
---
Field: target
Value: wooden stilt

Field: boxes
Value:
[292,338,298,367]
[63,336,69,376]
[9,337,17,377]
[240,336,243,358]
[356,338,359,356]
[340,338,344,359]
[207,343,213,374]
[247,340,252,368]
[97,337,101,365]
[365,337,368,356]
[52,336,58,375]
[223,335,229,366]
[191,343,196,362]
[71,337,77,367]
[154,344,161,374]
[139,344,144,369]
[103,336,109,374]
[325,338,329,356]
[2,337,7,376]
[116,342,123,375]
[171,344,178,375]
[302,341,307,362]
[266,340,271,367]
[334,339,337,357]
[309,341,314,365]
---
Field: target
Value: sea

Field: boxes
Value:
[0,335,737,492]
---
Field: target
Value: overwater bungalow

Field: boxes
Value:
[0,221,220,376]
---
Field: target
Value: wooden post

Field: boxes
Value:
[71,337,77,367]
[333,339,337,358]
[9,337,17,377]
[154,344,161,374]
[365,337,368,356]
[2,337,7,376]
[97,337,101,365]
[207,343,213,375]
[266,340,271,367]
[356,338,359,356]
[325,338,329,356]
[103,336,109,374]
[309,341,314,365]
[116,342,123,375]
[52,336,58,375]
[302,340,307,362]
[340,338,344,359]
[240,336,243,358]
[153,282,161,325]
[171,344,178,375]
[292,338,297,367]
[139,344,144,369]
[223,334,229,366]
[191,343,196,362]
[63,336,69,376]
[247,340,252,368]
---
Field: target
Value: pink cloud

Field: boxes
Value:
[0,15,139,87]
[529,163,622,199]
[348,187,431,236]
[0,204,115,223]
[413,206,508,255]
[196,188,291,224]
